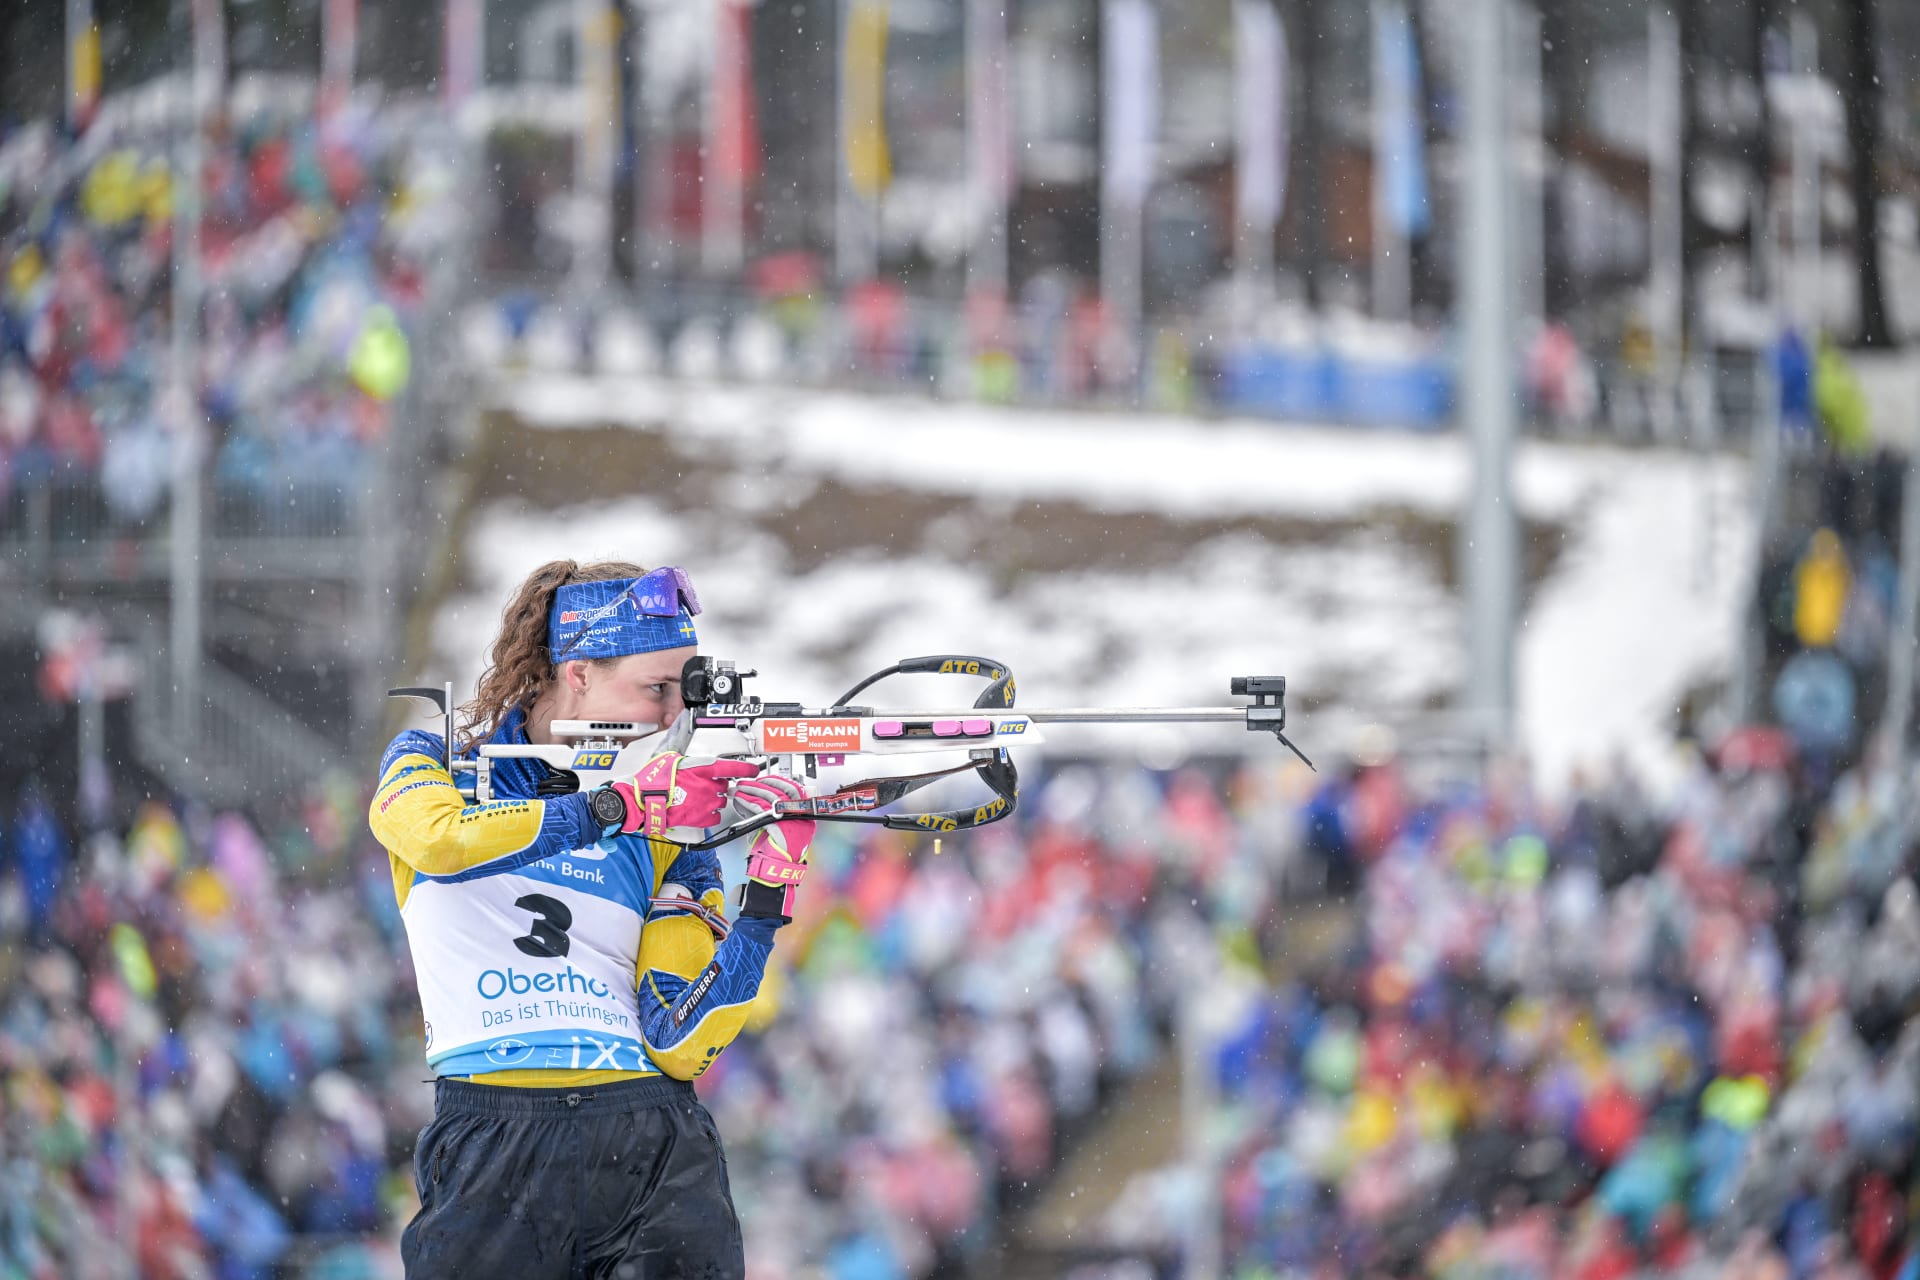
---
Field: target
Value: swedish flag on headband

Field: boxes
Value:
[548,567,701,663]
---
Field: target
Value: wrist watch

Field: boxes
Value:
[588,785,629,828]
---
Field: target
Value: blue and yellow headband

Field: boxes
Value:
[548,567,700,663]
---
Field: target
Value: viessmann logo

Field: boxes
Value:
[760,718,863,753]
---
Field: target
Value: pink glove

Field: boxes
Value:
[598,754,761,838]
[731,774,817,920]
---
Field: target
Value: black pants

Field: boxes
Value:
[402,1076,744,1280]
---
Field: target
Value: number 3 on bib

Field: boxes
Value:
[513,893,574,958]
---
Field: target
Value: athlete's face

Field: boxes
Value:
[563,646,694,732]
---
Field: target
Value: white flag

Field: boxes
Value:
[192,0,224,114]
[1234,0,1287,230]
[968,0,1011,208]
[443,0,483,108]
[1101,0,1158,210]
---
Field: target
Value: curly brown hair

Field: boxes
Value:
[456,558,651,750]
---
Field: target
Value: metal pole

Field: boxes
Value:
[1883,446,1920,768]
[1369,0,1409,322]
[170,1,211,746]
[1099,201,1142,366]
[79,687,106,831]
[637,5,676,280]
[1732,0,1781,728]
[703,0,747,275]
[1100,0,1155,393]
[1648,5,1683,445]
[835,0,848,282]
[1789,10,1819,338]
[1508,0,1545,335]
[1459,0,1516,747]
[1686,350,1720,594]
[573,0,616,292]
[1735,342,1782,723]
[966,0,1009,297]
[114,1017,138,1280]
[1179,942,1221,1280]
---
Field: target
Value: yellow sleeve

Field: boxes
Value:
[634,889,779,1080]
[368,734,597,906]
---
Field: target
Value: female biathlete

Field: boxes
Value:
[368,560,813,1278]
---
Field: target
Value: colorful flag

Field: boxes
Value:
[843,0,892,197]
[711,0,760,187]
[1372,0,1427,237]
[575,0,620,282]
[67,0,99,133]
[705,0,760,269]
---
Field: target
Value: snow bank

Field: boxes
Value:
[425,375,1754,794]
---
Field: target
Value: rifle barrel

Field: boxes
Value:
[1022,707,1247,725]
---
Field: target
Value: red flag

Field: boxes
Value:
[321,0,358,118]
[712,0,761,186]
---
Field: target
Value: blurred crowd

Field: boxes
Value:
[0,105,450,542]
[4,724,1919,1278]
[1081,733,1920,1280]
[0,745,1308,1280]
[11,462,1920,1280]
[469,280,1458,428]
[701,763,1305,1279]
[476,281,1873,444]
[0,779,425,1280]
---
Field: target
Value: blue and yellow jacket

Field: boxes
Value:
[368,709,779,1087]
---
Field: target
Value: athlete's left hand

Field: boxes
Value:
[731,774,817,921]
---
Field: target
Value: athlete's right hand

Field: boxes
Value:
[595,753,761,838]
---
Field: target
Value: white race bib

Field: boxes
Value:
[401,843,660,1076]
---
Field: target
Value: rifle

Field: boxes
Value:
[390,655,1310,851]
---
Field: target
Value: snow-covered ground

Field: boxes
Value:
[422,375,1754,795]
